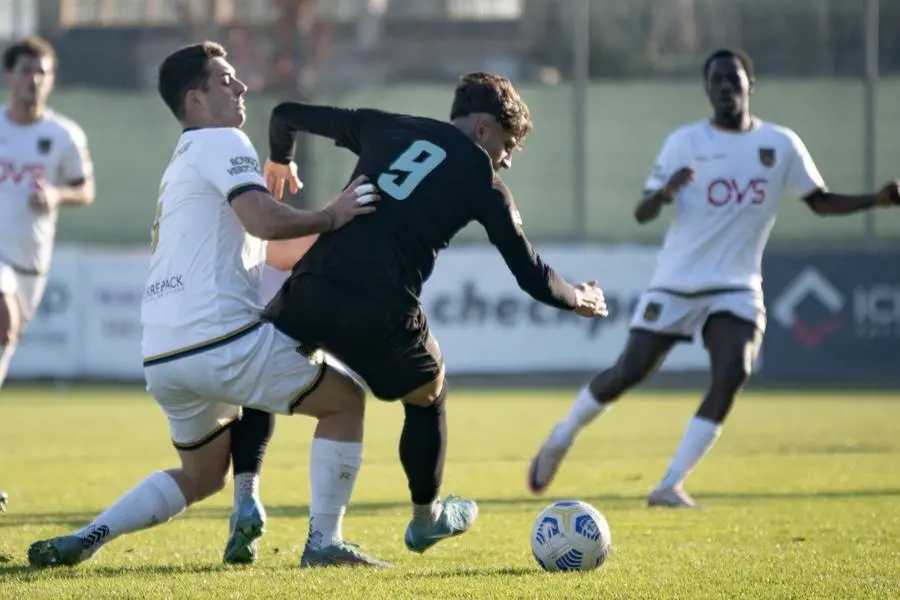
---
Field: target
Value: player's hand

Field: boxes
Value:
[320,175,380,231]
[28,179,60,213]
[573,281,608,318]
[875,181,900,207]
[662,167,694,200]
[264,159,304,200]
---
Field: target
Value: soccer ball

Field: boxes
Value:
[530,500,611,572]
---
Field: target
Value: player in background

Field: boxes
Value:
[0,37,95,513]
[27,42,389,569]
[262,72,609,554]
[528,49,900,507]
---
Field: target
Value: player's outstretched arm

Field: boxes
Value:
[477,183,606,317]
[803,183,900,215]
[231,175,378,240]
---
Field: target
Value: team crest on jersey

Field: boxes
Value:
[759,147,776,168]
[643,302,662,322]
[37,138,52,155]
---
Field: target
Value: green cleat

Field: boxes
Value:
[223,497,266,564]
[404,495,478,554]
[300,541,391,568]
[28,535,92,568]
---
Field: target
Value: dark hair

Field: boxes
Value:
[703,49,755,81]
[2,36,56,72]
[157,41,227,119]
[450,72,533,148]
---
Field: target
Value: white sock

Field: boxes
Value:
[306,439,362,550]
[553,385,609,446]
[233,472,260,506]
[0,344,15,389]
[75,471,187,558]
[657,417,722,490]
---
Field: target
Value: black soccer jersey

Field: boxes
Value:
[266,102,577,310]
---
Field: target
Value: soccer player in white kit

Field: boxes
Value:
[528,49,900,507]
[28,42,389,569]
[0,37,95,513]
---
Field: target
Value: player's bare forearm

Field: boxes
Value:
[266,235,319,270]
[634,189,671,224]
[231,189,333,240]
[56,179,95,206]
[803,190,876,215]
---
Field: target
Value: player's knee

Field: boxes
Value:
[188,464,231,500]
[615,352,656,388]
[0,302,17,346]
[713,354,751,391]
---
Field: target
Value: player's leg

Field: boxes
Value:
[0,268,24,391]
[398,364,478,554]
[528,330,679,494]
[28,386,235,567]
[649,311,761,508]
[222,407,274,564]
[0,293,18,513]
[529,290,701,494]
[235,324,387,567]
[0,267,27,512]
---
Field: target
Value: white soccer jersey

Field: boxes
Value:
[644,119,825,293]
[0,108,92,274]
[141,127,270,362]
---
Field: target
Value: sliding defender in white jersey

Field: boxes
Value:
[28,41,389,569]
[0,37,95,513]
[529,48,900,507]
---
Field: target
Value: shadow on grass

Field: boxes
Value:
[397,566,537,579]
[3,488,900,531]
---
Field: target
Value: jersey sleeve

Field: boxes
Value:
[59,122,93,184]
[643,130,684,192]
[476,179,578,310]
[195,128,268,203]
[269,102,388,162]
[784,130,827,197]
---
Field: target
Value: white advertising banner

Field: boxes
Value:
[9,247,84,378]
[421,245,708,373]
[81,250,148,379]
[9,244,710,380]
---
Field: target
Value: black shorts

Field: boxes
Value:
[262,274,442,401]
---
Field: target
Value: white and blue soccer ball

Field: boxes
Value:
[530,500,611,572]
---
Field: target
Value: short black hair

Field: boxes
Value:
[2,36,56,72]
[703,49,755,81]
[157,41,227,119]
[450,72,533,149]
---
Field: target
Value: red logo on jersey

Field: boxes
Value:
[707,178,769,206]
[0,159,45,185]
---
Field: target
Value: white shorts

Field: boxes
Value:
[144,321,326,449]
[0,261,48,325]
[630,288,766,341]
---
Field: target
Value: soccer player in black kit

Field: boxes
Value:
[262,72,608,554]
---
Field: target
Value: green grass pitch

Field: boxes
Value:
[1,386,898,599]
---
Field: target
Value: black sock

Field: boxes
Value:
[231,408,275,475]
[399,386,447,507]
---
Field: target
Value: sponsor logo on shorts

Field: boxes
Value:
[643,302,662,322]
[227,155,261,176]
[142,275,185,303]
